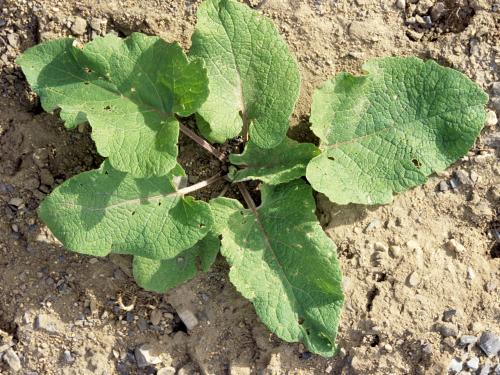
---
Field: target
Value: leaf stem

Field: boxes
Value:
[180,124,226,162]
[177,173,224,196]
[237,182,257,212]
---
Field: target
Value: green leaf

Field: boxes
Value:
[229,138,320,185]
[38,161,213,259]
[190,0,300,147]
[307,57,488,205]
[133,233,220,293]
[210,180,343,356]
[17,33,208,177]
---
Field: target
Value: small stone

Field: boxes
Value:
[7,33,19,48]
[63,350,74,363]
[494,364,500,375]
[2,348,21,372]
[445,239,465,254]
[406,29,423,41]
[460,335,477,345]
[448,358,462,373]
[389,245,401,258]
[35,313,64,335]
[71,17,87,35]
[442,309,457,322]
[492,98,500,112]
[437,323,458,337]
[384,343,393,353]
[0,19,5,27]
[449,178,459,189]
[230,364,251,375]
[485,281,497,292]
[467,267,475,280]
[177,310,199,330]
[157,367,176,375]
[33,148,49,167]
[407,271,420,287]
[422,342,433,355]
[486,110,498,126]
[466,357,479,371]
[137,318,148,332]
[134,344,162,368]
[325,365,333,373]
[150,309,162,326]
[90,18,106,31]
[455,169,472,185]
[480,365,492,375]
[472,322,485,333]
[478,331,500,357]
[374,242,388,252]
[492,82,500,96]
[439,180,449,191]
[39,169,54,186]
[431,2,446,20]
[396,0,405,9]
[8,198,23,207]
[364,219,381,233]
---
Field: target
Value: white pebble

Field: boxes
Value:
[408,271,420,287]
[396,0,405,9]
[486,110,498,126]
[177,309,199,330]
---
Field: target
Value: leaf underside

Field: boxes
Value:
[38,161,213,260]
[307,57,488,205]
[17,33,208,177]
[133,233,220,293]
[210,180,343,356]
[229,138,320,185]
[190,0,300,147]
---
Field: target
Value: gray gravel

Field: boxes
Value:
[479,331,500,357]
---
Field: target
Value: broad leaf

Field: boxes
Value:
[17,33,208,177]
[307,57,488,205]
[210,180,343,356]
[133,233,220,293]
[38,161,213,259]
[229,138,320,185]
[190,0,300,147]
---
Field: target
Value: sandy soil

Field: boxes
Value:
[0,0,499,374]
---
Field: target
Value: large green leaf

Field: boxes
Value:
[38,161,213,259]
[133,233,220,293]
[190,0,300,147]
[306,57,488,205]
[210,180,343,356]
[17,33,208,177]
[229,138,320,185]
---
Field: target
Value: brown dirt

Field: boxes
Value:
[0,0,499,374]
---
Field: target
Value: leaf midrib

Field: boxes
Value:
[245,204,301,319]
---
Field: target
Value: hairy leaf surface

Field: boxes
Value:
[190,0,300,147]
[38,161,213,259]
[133,234,220,292]
[210,180,343,356]
[229,138,320,184]
[307,57,488,205]
[17,33,208,177]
